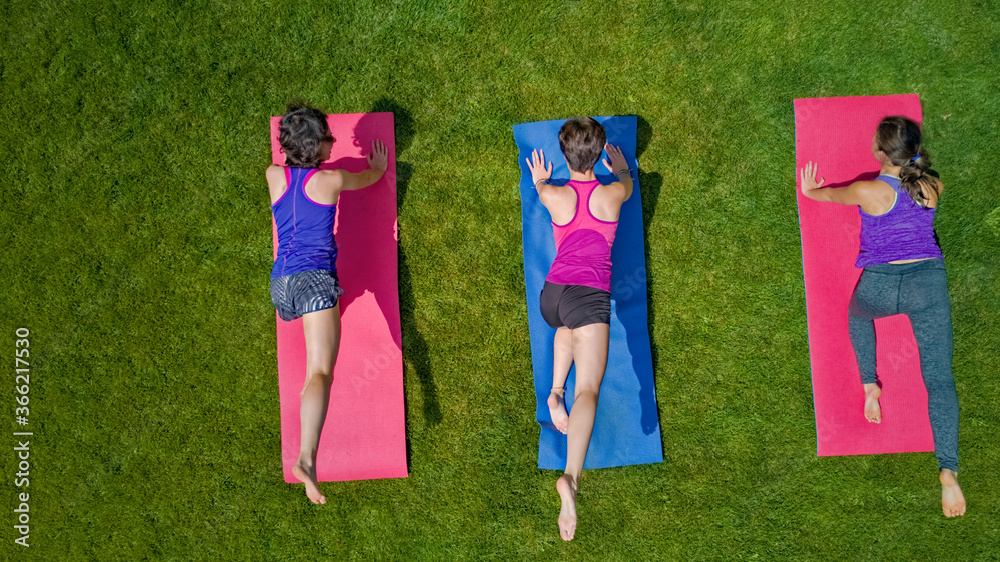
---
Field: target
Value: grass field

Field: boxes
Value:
[3,0,999,559]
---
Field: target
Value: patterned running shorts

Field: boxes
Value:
[269,269,345,322]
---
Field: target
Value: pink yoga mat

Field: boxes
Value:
[794,94,935,457]
[270,112,407,482]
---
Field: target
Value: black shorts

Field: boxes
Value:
[269,269,345,322]
[539,281,611,329]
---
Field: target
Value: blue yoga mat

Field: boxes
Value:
[513,116,663,470]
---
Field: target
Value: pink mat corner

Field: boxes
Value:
[270,112,407,481]
[794,94,935,457]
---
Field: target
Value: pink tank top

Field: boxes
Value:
[545,180,618,292]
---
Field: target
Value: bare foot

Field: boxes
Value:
[547,389,569,434]
[940,469,966,517]
[556,474,578,541]
[863,382,882,423]
[292,461,326,505]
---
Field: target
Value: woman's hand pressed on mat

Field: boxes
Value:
[527,148,553,187]
[602,143,629,177]
[367,138,389,173]
[800,160,825,194]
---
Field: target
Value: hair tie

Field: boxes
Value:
[911,154,920,162]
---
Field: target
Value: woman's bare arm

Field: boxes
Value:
[325,139,389,194]
[602,143,633,202]
[800,161,891,211]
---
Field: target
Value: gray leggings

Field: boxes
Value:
[848,259,958,472]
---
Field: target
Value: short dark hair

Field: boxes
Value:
[875,115,942,208]
[278,105,331,168]
[558,117,606,172]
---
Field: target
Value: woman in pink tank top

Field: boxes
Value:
[525,117,633,541]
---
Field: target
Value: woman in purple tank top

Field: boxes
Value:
[266,105,387,504]
[800,116,965,517]
[525,117,633,541]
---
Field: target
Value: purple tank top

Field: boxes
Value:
[856,175,943,268]
[545,180,619,292]
[270,167,338,278]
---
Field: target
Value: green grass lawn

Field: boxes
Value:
[3,0,999,559]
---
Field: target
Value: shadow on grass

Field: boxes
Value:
[371,98,444,440]
[635,115,663,435]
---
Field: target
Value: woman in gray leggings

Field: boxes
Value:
[799,115,965,518]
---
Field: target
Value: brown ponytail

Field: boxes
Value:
[875,116,943,208]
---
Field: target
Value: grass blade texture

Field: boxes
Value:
[1,0,998,559]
